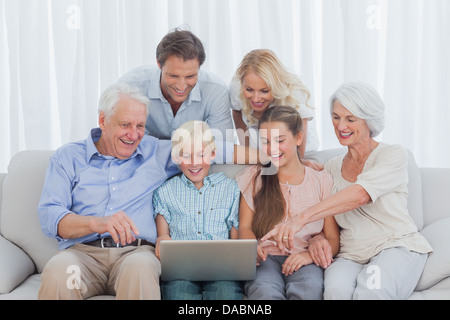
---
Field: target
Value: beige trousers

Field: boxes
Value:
[38,243,161,300]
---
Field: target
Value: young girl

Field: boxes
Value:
[236,106,339,300]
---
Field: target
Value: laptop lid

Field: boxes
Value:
[160,239,257,282]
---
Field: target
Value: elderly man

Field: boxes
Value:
[118,28,234,140]
[37,83,183,299]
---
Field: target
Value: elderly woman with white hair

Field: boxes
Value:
[262,82,432,300]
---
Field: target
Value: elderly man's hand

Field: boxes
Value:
[91,211,140,246]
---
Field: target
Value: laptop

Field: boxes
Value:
[159,239,257,282]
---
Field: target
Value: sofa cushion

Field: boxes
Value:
[0,236,35,294]
[0,150,59,273]
[415,217,450,291]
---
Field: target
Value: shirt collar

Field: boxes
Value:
[180,171,226,190]
[86,128,144,163]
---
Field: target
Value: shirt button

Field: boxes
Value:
[111,177,115,181]
[199,191,202,195]
[112,187,116,191]
[198,211,201,214]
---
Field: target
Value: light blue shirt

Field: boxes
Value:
[153,172,240,240]
[38,128,180,250]
[118,65,234,141]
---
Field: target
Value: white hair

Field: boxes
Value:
[98,83,150,119]
[330,82,385,137]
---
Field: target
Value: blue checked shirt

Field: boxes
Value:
[153,172,240,240]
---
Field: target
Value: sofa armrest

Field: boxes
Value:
[0,235,36,294]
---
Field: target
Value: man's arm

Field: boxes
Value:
[57,211,139,246]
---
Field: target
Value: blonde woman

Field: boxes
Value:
[230,49,318,157]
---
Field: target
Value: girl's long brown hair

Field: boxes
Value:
[252,106,303,239]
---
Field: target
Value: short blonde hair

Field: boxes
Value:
[171,121,216,160]
[234,49,312,126]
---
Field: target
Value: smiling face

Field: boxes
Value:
[331,101,371,147]
[242,72,274,119]
[159,55,199,106]
[97,95,147,160]
[259,121,302,168]
[177,143,216,190]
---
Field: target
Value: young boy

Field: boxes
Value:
[153,120,243,300]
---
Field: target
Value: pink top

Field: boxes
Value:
[236,165,333,256]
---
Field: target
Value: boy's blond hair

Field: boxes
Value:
[171,121,216,162]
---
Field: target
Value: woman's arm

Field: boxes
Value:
[263,184,370,251]
[323,216,340,258]
[232,110,249,146]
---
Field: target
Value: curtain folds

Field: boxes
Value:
[1,0,449,171]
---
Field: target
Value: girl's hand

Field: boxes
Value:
[308,233,334,269]
[281,252,313,276]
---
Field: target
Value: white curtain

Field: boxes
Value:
[1,0,449,172]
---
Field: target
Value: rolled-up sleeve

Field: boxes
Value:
[38,156,73,240]
[355,145,408,203]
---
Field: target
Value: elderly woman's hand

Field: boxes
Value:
[261,215,307,252]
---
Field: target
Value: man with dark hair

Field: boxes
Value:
[118,28,233,140]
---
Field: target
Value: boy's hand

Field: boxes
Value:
[155,235,172,259]
[256,244,268,266]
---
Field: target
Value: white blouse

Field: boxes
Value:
[324,143,433,264]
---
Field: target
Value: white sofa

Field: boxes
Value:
[0,149,449,300]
